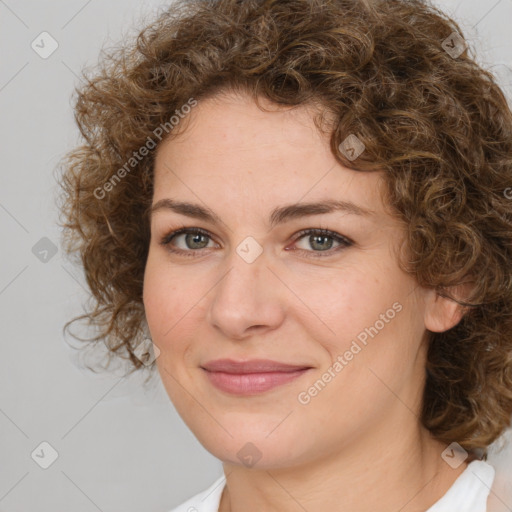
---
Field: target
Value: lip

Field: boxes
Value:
[200,359,313,395]
[201,358,312,373]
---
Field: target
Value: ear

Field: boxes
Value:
[423,283,474,333]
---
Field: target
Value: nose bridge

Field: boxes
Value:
[215,238,268,308]
[207,238,284,337]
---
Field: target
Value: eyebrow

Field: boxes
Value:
[150,198,375,228]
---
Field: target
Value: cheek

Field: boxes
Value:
[143,255,209,377]
[143,260,210,424]
[143,263,195,396]
[143,257,184,346]
[293,269,387,335]
[306,269,416,364]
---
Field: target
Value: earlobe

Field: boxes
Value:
[423,285,473,333]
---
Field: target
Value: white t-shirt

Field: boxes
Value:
[167,460,495,512]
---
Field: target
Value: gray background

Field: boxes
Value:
[1,1,511,511]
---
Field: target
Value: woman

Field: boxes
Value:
[57,0,512,510]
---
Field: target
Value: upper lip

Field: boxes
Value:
[201,359,312,374]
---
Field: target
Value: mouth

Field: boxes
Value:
[200,359,313,395]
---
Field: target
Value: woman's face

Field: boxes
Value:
[143,91,451,469]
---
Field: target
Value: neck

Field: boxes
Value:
[219,416,469,512]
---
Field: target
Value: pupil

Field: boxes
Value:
[312,235,332,251]
[188,233,206,248]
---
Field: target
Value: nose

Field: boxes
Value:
[206,248,286,340]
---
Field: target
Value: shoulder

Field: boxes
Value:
[427,460,495,512]
[167,475,226,512]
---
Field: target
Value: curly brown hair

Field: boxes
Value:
[57,0,512,455]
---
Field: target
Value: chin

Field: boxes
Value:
[192,424,312,470]
[212,443,301,470]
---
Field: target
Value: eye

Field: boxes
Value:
[159,227,216,258]
[159,227,353,258]
[290,228,353,257]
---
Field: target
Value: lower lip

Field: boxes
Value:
[202,368,311,395]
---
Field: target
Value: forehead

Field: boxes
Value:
[152,91,390,219]
[155,91,332,163]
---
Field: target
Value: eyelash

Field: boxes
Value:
[158,226,353,259]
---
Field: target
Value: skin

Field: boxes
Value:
[143,90,472,512]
